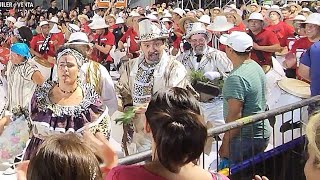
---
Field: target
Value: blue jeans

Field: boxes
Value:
[229,137,269,164]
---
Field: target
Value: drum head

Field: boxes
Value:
[278,78,310,99]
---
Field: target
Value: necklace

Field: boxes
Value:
[58,83,78,94]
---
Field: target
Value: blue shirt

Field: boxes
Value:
[301,41,320,96]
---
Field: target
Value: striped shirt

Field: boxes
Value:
[222,60,271,139]
[6,61,38,113]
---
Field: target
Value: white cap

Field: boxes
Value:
[293,15,306,21]
[115,17,125,24]
[220,31,253,53]
[248,12,264,21]
[66,32,92,46]
[6,16,16,24]
[198,15,211,25]
[39,21,49,27]
[173,8,185,17]
[302,8,311,12]
[301,13,320,26]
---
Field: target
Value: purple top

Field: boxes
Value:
[23,81,111,159]
[106,165,230,180]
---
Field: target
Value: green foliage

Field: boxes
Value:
[115,106,136,125]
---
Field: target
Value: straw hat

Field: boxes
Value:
[173,8,185,17]
[248,12,264,21]
[207,16,234,32]
[267,8,284,21]
[66,32,93,47]
[49,16,59,24]
[300,13,320,26]
[198,15,211,25]
[288,3,302,12]
[89,17,109,30]
[212,7,222,13]
[246,3,262,13]
[137,19,168,42]
[225,4,243,16]
[185,22,212,41]
[6,16,16,25]
[39,21,49,27]
[261,5,270,10]
[78,14,89,21]
[161,18,172,23]
[178,16,197,33]
[223,12,242,26]
[115,17,125,24]
[293,15,306,21]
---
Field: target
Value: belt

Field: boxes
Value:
[34,57,52,68]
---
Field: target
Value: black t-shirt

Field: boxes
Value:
[47,7,59,16]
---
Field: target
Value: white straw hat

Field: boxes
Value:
[300,13,320,26]
[173,8,185,17]
[66,32,93,47]
[138,19,168,42]
[248,12,264,21]
[39,21,49,27]
[207,16,234,32]
[89,17,109,30]
[186,22,212,41]
[198,15,211,25]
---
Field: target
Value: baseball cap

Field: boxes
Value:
[219,31,253,53]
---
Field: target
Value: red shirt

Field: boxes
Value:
[265,21,294,47]
[173,24,183,49]
[285,37,313,69]
[229,22,246,32]
[81,22,91,35]
[250,29,280,66]
[51,32,65,46]
[30,33,57,61]
[91,31,115,62]
[120,28,139,55]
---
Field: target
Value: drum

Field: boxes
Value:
[265,57,286,108]
[268,78,309,147]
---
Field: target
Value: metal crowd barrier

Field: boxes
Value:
[119,95,320,179]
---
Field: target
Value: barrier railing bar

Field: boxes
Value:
[119,95,320,165]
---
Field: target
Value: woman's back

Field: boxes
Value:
[107,165,229,180]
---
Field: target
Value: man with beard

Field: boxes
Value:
[116,19,189,153]
[176,22,233,128]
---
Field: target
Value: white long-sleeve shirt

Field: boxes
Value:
[80,61,118,116]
